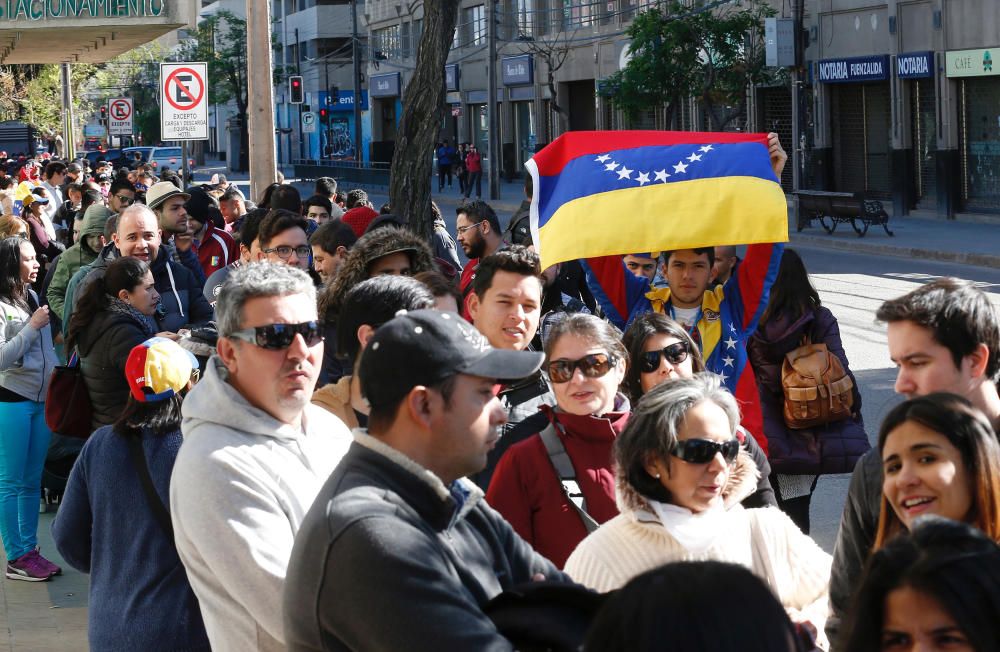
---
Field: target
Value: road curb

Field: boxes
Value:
[789,232,1000,270]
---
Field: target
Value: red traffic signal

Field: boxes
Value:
[319,108,329,123]
[289,76,304,104]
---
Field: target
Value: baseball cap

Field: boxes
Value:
[145,181,191,211]
[359,309,544,410]
[125,337,200,403]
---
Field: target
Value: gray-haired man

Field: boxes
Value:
[171,262,352,652]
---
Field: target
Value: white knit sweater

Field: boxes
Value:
[566,455,832,648]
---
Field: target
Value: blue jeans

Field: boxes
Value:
[0,401,51,561]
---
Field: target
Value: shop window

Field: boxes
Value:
[960,78,1000,211]
[372,25,401,60]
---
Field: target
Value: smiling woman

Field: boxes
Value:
[874,392,1000,549]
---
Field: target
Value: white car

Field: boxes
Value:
[148,146,195,172]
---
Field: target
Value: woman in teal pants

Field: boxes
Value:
[0,236,60,581]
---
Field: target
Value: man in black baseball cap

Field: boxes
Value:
[285,308,568,651]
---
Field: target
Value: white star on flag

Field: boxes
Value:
[687,153,702,163]
[636,171,650,185]
[617,166,633,180]
[673,161,688,174]
[595,154,611,162]
[718,371,729,383]
[699,145,714,153]
[605,162,619,171]
[729,322,738,332]
[722,356,734,367]
[654,169,669,183]
[724,336,737,349]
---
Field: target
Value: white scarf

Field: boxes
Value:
[649,499,729,555]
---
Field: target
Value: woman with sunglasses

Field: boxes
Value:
[486,313,629,568]
[53,337,210,651]
[566,373,831,644]
[0,215,28,240]
[623,312,777,508]
[747,248,868,534]
[0,237,60,581]
[874,393,1000,551]
[66,256,161,432]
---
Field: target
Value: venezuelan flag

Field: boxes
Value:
[525,131,789,269]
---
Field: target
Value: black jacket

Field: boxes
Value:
[827,447,881,650]
[284,432,567,652]
[76,307,153,430]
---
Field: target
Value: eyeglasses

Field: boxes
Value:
[114,194,136,206]
[639,342,691,373]
[547,353,618,384]
[672,438,740,465]
[263,245,311,260]
[228,321,324,350]
[456,221,485,236]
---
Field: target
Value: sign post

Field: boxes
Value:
[107,98,134,146]
[160,62,208,185]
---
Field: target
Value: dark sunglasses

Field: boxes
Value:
[547,353,618,384]
[639,342,691,373]
[115,194,136,206]
[672,438,740,465]
[228,321,324,350]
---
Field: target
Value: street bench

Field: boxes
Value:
[793,190,893,237]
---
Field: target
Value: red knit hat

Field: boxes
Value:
[341,206,379,237]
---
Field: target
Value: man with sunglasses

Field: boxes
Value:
[456,200,504,320]
[171,262,352,652]
[107,178,136,216]
[284,309,571,651]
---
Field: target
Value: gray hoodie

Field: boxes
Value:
[170,356,352,652]
[0,293,57,402]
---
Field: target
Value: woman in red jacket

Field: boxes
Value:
[487,313,627,568]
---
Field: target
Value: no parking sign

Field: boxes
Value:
[108,98,134,136]
[160,62,209,140]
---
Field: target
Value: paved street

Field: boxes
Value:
[6,165,998,651]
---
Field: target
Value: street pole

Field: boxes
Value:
[487,0,500,200]
[61,63,75,159]
[246,0,278,200]
[182,141,189,187]
[296,27,304,161]
[351,0,362,164]
[324,61,331,160]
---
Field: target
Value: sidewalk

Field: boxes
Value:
[200,158,1000,269]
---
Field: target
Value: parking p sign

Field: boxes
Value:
[160,62,209,140]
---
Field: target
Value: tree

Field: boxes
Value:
[180,11,251,171]
[18,64,97,146]
[92,44,165,145]
[389,0,461,239]
[601,0,777,130]
[517,29,577,131]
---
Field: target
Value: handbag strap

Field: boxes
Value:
[126,436,174,539]
[539,423,600,533]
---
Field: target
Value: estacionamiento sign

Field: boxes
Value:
[0,0,165,20]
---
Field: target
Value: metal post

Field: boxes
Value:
[182,141,189,187]
[296,28,304,161]
[324,61,331,160]
[61,63,75,159]
[487,0,500,200]
[351,0,363,163]
[246,0,278,200]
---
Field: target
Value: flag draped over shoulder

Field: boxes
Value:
[525,131,789,269]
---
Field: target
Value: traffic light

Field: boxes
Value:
[289,75,304,104]
[99,105,107,123]
[319,108,329,125]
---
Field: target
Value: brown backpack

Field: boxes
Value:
[781,338,854,430]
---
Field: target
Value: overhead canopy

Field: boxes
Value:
[0,0,196,64]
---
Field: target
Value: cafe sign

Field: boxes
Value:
[945,47,999,78]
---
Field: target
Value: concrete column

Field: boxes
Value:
[247,0,277,200]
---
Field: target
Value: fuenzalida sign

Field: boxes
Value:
[0,0,165,20]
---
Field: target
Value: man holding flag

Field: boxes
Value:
[526,132,787,453]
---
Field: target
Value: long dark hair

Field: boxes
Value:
[66,256,150,354]
[621,312,703,401]
[760,248,820,325]
[874,393,1000,548]
[585,561,801,651]
[0,236,28,310]
[844,516,1000,652]
[113,394,184,439]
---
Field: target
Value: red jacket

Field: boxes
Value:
[486,405,629,568]
[196,225,239,278]
[466,150,482,173]
[459,257,478,321]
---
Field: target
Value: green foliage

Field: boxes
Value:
[19,64,97,137]
[602,0,778,130]
[179,11,248,111]
[92,44,164,144]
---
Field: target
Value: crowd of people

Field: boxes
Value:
[0,137,997,652]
